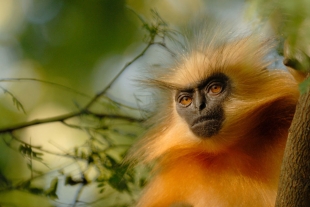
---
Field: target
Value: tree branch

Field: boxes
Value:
[0,42,152,133]
[0,111,80,133]
[275,73,310,207]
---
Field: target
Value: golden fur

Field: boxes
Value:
[129,30,299,207]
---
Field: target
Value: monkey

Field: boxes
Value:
[128,25,300,207]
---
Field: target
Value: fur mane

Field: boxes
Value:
[128,27,299,167]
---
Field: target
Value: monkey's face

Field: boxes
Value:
[175,73,230,138]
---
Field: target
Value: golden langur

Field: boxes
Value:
[129,26,300,207]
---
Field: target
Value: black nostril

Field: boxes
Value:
[199,102,206,110]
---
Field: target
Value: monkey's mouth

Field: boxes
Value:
[191,115,223,138]
[192,115,221,127]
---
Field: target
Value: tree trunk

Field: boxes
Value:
[275,77,310,207]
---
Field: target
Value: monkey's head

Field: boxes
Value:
[174,72,229,138]
[130,33,299,164]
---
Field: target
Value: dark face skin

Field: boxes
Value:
[175,73,230,138]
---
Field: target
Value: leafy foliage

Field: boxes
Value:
[0,5,176,207]
[0,86,26,114]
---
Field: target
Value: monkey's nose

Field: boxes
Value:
[194,92,206,111]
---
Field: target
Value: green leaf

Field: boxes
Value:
[45,177,59,199]
[139,178,146,188]
[32,151,44,161]
[20,180,31,189]
[99,188,105,193]
[0,86,26,114]
[97,183,105,188]
[108,174,129,192]
[29,187,44,195]
[299,77,310,94]
[19,144,32,157]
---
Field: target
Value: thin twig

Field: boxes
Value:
[0,42,152,133]
[0,111,80,133]
[84,41,154,109]
[0,78,91,98]
[0,9,174,206]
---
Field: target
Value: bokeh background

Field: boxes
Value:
[0,0,309,206]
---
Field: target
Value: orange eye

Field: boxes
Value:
[209,83,223,94]
[180,96,192,106]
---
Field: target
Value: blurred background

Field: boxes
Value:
[0,0,309,206]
